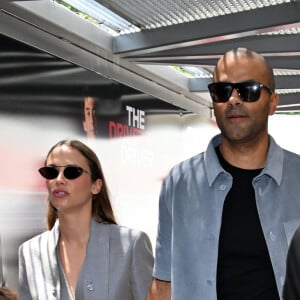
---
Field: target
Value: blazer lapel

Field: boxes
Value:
[82,219,110,300]
[46,220,61,298]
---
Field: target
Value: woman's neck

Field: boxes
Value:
[58,213,92,244]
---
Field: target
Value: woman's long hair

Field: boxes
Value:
[45,140,117,229]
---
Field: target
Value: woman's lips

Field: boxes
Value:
[53,190,69,198]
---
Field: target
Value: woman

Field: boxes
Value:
[19,140,153,300]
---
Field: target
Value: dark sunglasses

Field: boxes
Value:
[38,165,88,180]
[208,80,274,103]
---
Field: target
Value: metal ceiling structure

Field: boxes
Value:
[0,0,299,115]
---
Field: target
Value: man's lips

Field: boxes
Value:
[227,114,247,119]
[226,109,248,119]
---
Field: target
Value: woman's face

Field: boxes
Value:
[45,145,101,215]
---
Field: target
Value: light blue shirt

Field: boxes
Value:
[153,134,300,300]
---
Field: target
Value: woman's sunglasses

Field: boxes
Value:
[38,165,88,180]
[208,80,274,103]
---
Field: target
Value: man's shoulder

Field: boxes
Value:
[171,134,219,175]
[281,148,300,170]
[159,152,207,190]
[172,152,205,174]
[283,148,300,160]
[269,135,300,163]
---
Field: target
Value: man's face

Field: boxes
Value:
[83,97,96,136]
[212,53,278,144]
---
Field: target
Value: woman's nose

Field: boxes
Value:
[55,169,66,181]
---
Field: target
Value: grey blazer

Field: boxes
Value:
[18,219,154,300]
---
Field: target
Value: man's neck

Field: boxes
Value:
[219,135,269,169]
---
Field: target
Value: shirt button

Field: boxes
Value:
[269,231,277,241]
[219,184,226,191]
[207,233,215,240]
[207,280,213,286]
[52,289,57,297]
[87,282,94,291]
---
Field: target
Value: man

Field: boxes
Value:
[147,48,300,300]
[82,96,97,138]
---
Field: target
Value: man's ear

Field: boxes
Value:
[83,121,87,132]
[269,93,279,116]
[92,179,102,195]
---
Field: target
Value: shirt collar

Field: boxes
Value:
[204,134,283,187]
[258,135,283,186]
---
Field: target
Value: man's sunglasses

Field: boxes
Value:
[208,80,274,103]
[38,165,88,180]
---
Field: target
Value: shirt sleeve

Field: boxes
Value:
[153,175,173,281]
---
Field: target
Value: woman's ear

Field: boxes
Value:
[91,179,102,195]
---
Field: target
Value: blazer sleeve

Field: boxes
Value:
[153,176,172,281]
[18,244,33,300]
[130,231,154,300]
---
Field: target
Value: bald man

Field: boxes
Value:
[147,48,300,300]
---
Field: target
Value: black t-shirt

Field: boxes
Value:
[216,147,280,300]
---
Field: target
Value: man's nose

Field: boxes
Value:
[228,88,243,105]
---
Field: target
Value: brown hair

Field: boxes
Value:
[0,287,18,300]
[44,139,117,229]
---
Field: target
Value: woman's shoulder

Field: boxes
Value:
[113,224,147,238]
[95,222,150,244]
[19,229,51,251]
[106,224,153,256]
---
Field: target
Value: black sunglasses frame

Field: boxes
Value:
[38,165,88,180]
[208,80,274,103]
